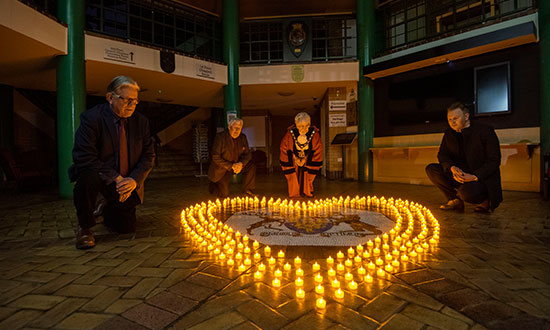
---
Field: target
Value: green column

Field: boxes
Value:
[57,0,86,198]
[541,0,550,158]
[223,0,241,127]
[357,0,376,182]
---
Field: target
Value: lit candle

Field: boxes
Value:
[237,242,244,251]
[326,256,334,266]
[254,270,262,280]
[337,263,345,272]
[253,240,259,249]
[264,246,271,256]
[244,246,251,254]
[357,266,366,276]
[294,256,301,266]
[295,277,304,287]
[315,273,324,283]
[296,268,304,277]
[401,254,409,262]
[344,259,353,267]
[278,250,285,258]
[227,258,234,267]
[235,252,243,261]
[365,274,373,283]
[272,278,281,287]
[315,284,325,294]
[268,257,276,265]
[334,288,344,299]
[362,251,370,259]
[283,262,291,272]
[296,288,305,299]
[274,268,282,277]
[328,268,336,277]
[254,252,261,261]
[219,252,226,260]
[312,262,320,272]
[244,258,251,266]
[367,261,376,271]
[354,255,362,264]
[347,247,355,257]
[344,272,353,282]
[331,278,340,288]
[316,297,326,309]
[392,259,400,267]
[377,267,386,277]
[385,264,393,272]
[375,258,384,266]
[410,250,418,258]
[348,280,358,290]
[239,264,246,272]
[337,251,344,259]
[373,247,381,256]
[357,244,364,254]
[258,263,266,271]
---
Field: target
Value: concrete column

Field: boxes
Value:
[356,0,376,182]
[57,0,86,198]
[223,0,241,127]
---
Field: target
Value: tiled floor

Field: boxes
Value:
[0,174,549,330]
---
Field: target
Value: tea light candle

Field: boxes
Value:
[254,270,262,280]
[367,240,374,249]
[219,252,226,260]
[254,252,261,261]
[334,288,344,299]
[294,256,301,266]
[385,264,393,272]
[401,254,409,262]
[264,246,271,256]
[358,266,366,276]
[326,256,334,266]
[331,278,340,288]
[315,284,325,294]
[377,267,386,277]
[244,246,251,254]
[362,251,370,258]
[337,251,344,259]
[274,269,282,277]
[296,268,304,277]
[296,288,305,299]
[368,261,376,271]
[392,259,400,267]
[244,258,251,266]
[373,247,381,256]
[253,240,259,249]
[337,263,345,272]
[278,250,285,258]
[283,262,291,271]
[354,255,362,264]
[357,244,364,254]
[328,268,336,277]
[227,258,234,267]
[258,263,266,271]
[295,277,304,287]
[237,242,244,251]
[312,262,320,272]
[239,264,246,272]
[347,247,355,257]
[410,250,418,258]
[272,278,281,287]
[375,258,384,266]
[268,257,276,265]
[344,259,353,267]
[365,274,373,283]
[316,297,326,309]
[348,280,358,290]
[344,272,353,281]
[314,273,323,283]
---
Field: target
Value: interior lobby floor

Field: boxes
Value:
[0,173,549,330]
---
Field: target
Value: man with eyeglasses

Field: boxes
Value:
[280,112,323,198]
[69,76,155,249]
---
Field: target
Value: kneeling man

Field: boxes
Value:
[426,102,502,212]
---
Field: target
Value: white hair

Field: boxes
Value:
[294,112,311,124]
[107,76,140,94]
[229,118,243,128]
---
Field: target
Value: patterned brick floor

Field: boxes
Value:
[0,174,549,329]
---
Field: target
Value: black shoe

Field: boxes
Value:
[440,198,464,212]
[474,200,491,213]
[75,226,95,250]
[244,190,257,197]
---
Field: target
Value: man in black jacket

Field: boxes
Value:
[426,102,502,213]
[69,76,155,249]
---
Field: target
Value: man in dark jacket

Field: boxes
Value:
[208,118,256,198]
[69,76,155,249]
[426,102,502,212]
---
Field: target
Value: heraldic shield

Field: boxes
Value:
[160,51,175,73]
[288,22,308,58]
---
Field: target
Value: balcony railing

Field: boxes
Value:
[379,0,537,54]
[240,16,357,64]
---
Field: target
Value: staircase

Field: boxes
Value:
[149,147,206,179]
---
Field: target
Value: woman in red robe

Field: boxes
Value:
[280,112,323,198]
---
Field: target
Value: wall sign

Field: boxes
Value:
[196,63,215,79]
[329,100,347,111]
[329,113,347,127]
[103,46,135,64]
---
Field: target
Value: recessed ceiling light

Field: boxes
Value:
[278,91,295,97]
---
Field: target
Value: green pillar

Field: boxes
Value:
[357,0,376,182]
[223,0,241,127]
[541,0,550,157]
[57,0,86,198]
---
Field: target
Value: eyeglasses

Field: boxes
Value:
[113,93,139,106]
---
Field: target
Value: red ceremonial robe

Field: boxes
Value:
[280,125,323,198]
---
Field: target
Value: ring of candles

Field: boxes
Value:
[180,195,440,303]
